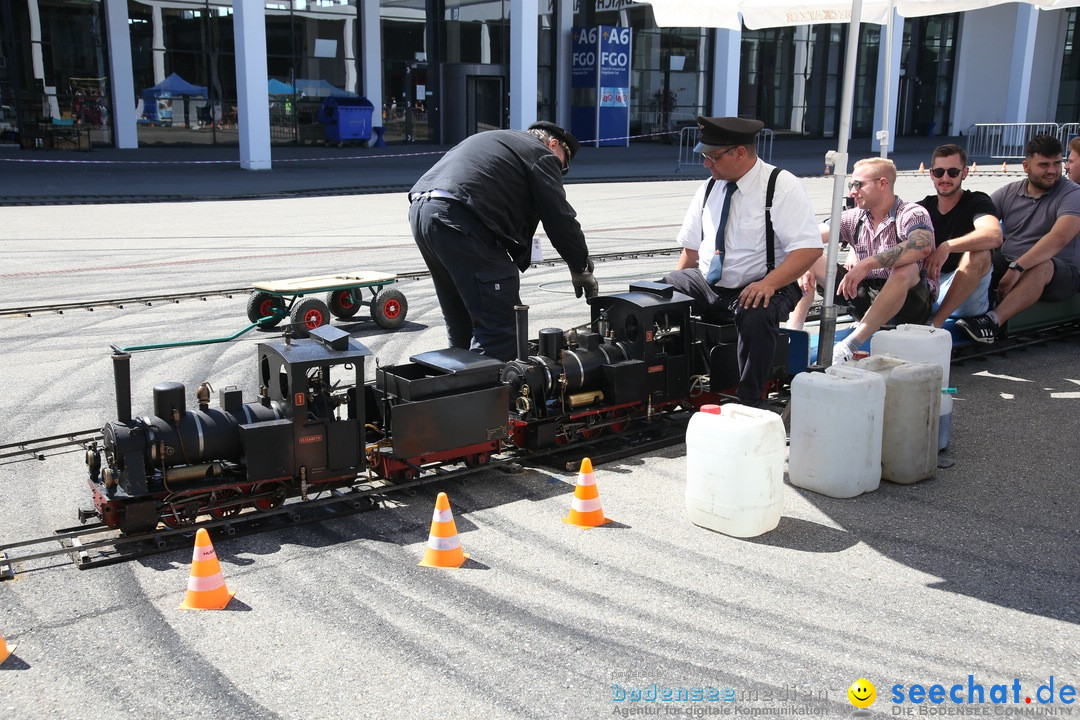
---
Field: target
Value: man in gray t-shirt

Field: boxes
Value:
[955,135,1080,343]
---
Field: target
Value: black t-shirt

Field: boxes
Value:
[918,189,997,275]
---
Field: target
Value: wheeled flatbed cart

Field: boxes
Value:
[247,272,407,336]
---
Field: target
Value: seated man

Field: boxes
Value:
[661,116,821,406]
[917,144,1002,328]
[799,157,937,363]
[956,134,1080,343]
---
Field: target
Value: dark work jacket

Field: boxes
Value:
[409,130,589,272]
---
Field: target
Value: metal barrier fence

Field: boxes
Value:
[1062,123,1080,147]
[677,126,774,171]
[966,122,1070,160]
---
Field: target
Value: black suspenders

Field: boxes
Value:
[701,167,783,274]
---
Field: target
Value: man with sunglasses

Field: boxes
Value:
[956,134,1080,343]
[408,121,598,360]
[662,116,821,407]
[917,144,1002,329]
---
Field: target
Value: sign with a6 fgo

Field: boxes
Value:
[570,25,631,147]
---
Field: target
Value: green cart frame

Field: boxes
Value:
[247,272,407,337]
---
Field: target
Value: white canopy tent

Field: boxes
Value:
[641,0,1080,364]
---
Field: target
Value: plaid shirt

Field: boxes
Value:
[840,197,938,298]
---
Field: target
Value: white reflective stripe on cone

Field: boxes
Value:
[577,474,596,486]
[432,508,453,523]
[427,535,461,551]
[194,546,217,561]
[187,572,226,592]
[571,497,602,512]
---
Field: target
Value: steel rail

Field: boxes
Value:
[0,248,679,318]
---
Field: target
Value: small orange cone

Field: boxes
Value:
[180,528,235,610]
[823,165,831,175]
[0,632,13,666]
[563,458,610,528]
[419,492,467,568]
[1002,161,1008,173]
[918,162,925,172]
[971,162,977,173]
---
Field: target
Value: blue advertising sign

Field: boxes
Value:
[570,25,631,148]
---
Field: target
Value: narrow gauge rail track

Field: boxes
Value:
[0,417,691,579]
[0,248,680,318]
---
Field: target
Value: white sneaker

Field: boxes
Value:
[831,343,854,364]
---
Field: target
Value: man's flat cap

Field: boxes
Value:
[693,116,765,153]
[529,121,581,159]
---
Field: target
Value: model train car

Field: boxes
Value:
[86,282,807,534]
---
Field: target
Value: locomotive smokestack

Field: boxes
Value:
[112,351,132,424]
[514,305,530,361]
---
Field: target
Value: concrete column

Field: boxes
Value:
[710,28,740,117]
[233,0,271,170]
[554,0,572,128]
[360,0,383,127]
[872,8,902,154]
[510,0,538,130]
[1005,5,1038,123]
[104,0,137,148]
[152,5,165,84]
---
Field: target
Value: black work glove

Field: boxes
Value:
[570,258,599,299]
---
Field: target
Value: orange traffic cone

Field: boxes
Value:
[971,162,977,173]
[918,162,925,173]
[823,165,831,175]
[419,492,467,568]
[0,632,13,666]
[1002,161,1008,173]
[563,458,610,527]
[180,528,235,610]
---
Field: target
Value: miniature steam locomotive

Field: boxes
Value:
[86,282,807,534]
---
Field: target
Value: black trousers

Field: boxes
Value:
[662,268,801,404]
[409,196,521,361]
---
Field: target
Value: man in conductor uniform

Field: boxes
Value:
[408,121,599,361]
[662,117,822,406]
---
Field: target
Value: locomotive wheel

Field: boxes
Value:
[252,481,289,511]
[247,292,285,328]
[290,297,330,338]
[464,452,490,468]
[370,287,407,330]
[606,411,630,434]
[209,488,245,519]
[161,500,200,528]
[579,425,603,440]
[326,290,360,319]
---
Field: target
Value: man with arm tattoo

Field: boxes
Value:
[800,157,937,363]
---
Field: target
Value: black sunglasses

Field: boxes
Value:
[931,167,962,178]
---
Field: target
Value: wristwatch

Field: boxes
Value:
[1008,261,1025,273]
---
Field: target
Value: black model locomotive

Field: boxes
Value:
[86,282,805,534]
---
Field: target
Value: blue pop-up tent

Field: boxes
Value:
[140,73,208,124]
[268,78,295,95]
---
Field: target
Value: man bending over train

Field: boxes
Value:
[661,116,821,407]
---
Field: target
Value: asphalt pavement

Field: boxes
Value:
[0,145,1076,720]
[0,134,992,204]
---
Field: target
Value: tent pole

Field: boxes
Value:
[818,0,864,367]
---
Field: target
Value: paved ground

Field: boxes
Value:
[0,134,1017,203]
[0,162,1076,720]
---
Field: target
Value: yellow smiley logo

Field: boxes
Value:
[847,678,876,709]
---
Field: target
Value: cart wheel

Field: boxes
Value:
[371,287,408,330]
[290,296,330,338]
[326,290,361,319]
[247,292,285,328]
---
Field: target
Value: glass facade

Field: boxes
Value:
[0,0,112,147]
[0,2,1070,151]
[1057,9,1079,123]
